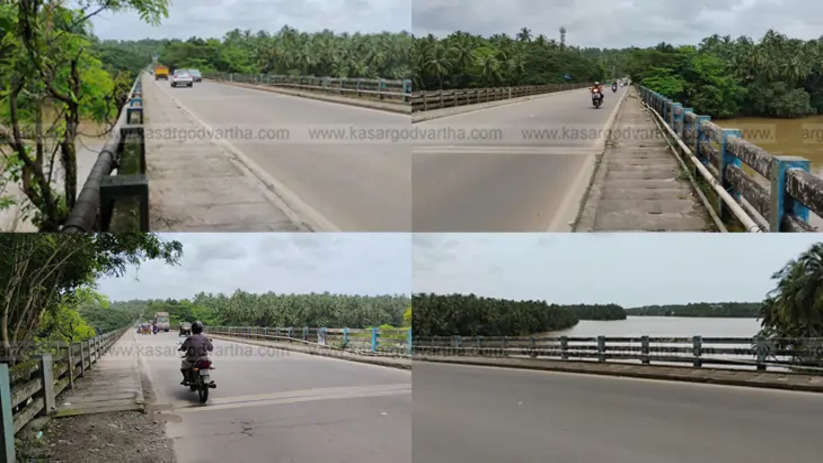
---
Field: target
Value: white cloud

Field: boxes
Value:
[412,0,823,48]
[90,0,410,40]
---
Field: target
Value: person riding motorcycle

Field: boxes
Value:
[591,81,605,106]
[179,321,213,386]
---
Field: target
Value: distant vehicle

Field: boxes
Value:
[170,70,194,88]
[154,65,169,80]
[188,69,202,82]
[179,322,192,337]
[154,312,170,332]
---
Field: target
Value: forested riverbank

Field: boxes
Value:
[626,302,761,318]
[412,295,628,337]
[412,28,823,119]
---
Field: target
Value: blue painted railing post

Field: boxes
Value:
[695,115,712,165]
[719,129,743,219]
[343,327,349,347]
[681,108,693,140]
[408,328,413,355]
[288,327,294,341]
[318,327,327,345]
[0,364,13,463]
[770,156,811,231]
[371,327,379,353]
[672,102,682,132]
[302,326,308,341]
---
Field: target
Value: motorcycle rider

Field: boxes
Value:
[591,81,605,105]
[179,321,213,386]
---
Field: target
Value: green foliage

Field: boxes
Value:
[567,304,627,320]
[96,28,411,80]
[625,31,823,118]
[112,291,409,329]
[760,243,823,338]
[627,303,761,317]
[412,31,604,90]
[0,233,182,359]
[412,293,579,337]
[0,0,169,230]
[402,307,412,326]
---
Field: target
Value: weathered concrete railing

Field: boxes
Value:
[639,86,820,232]
[207,72,412,103]
[0,326,127,457]
[410,83,588,112]
[62,74,148,233]
[209,325,412,356]
[415,335,823,373]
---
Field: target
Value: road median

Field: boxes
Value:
[415,354,823,393]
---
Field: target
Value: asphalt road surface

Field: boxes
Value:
[413,362,823,463]
[150,79,410,231]
[136,332,410,463]
[413,86,629,231]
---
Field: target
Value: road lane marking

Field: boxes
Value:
[167,383,410,413]
[413,145,600,155]
[148,77,340,232]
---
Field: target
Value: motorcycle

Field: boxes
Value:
[611,83,618,93]
[183,357,216,403]
[591,88,604,109]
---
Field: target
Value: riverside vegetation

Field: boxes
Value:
[1,0,409,230]
[412,28,823,120]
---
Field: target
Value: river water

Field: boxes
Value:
[715,115,823,173]
[552,316,762,337]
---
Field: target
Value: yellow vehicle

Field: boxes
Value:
[154,65,169,80]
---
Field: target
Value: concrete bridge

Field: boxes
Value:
[5,327,410,462]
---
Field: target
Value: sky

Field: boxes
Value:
[413,233,823,307]
[89,0,410,41]
[413,0,823,48]
[97,233,411,301]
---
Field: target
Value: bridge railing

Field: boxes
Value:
[62,74,149,233]
[414,335,823,373]
[410,83,588,112]
[639,85,821,232]
[209,326,412,357]
[206,72,412,103]
[0,326,127,452]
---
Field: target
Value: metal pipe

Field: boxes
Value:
[645,102,762,233]
[62,76,140,232]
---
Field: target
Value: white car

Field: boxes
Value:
[170,70,194,88]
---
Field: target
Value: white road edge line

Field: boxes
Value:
[149,76,341,232]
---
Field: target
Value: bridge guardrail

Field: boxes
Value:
[206,72,411,103]
[209,326,412,357]
[0,326,128,454]
[410,83,589,113]
[63,73,149,233]
[414,335,823,374]
[639,86,820,232]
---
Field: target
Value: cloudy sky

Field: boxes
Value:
[89,0,410,40]
[413,0,823,48]
[97,233,410,301]
[413,234,822,307]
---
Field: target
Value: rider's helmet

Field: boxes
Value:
[594,81,600,86]
[192,320,204,334]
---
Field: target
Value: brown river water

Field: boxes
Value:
[715,115,823,174]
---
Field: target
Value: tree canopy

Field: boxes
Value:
[113,291,410,329]
[0,233,182,360]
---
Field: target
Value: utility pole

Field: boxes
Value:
[560,26,566,50]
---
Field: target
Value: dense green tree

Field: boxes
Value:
[0,233,182,361]
[627,303,761,317]
[412,293,580,337]
[760,243,823,338]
